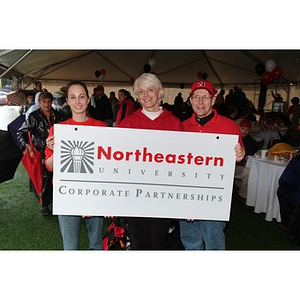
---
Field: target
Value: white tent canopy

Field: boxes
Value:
[2,50,300,85]
[1,49,300,109]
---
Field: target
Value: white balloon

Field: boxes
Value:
[148,58,156,69]
[265,59,276,72]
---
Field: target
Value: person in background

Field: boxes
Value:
[45,80,107,250]
[271,91,283,102]
[115,89,136,126]
[93,85,114,126]
[287,97,299,121]
[118,73,184,250]
[87,87,98,119]
[33,81,42,94]
[179,79,245,250]
[17,91,65,215]
[213,89,225,110]
[25,91,42,119]
[277,155,300,230]
[230,86,247,115]
[173,92,184,120]
[20,91,35,114]
[234,119,259,202]
[226,105,238,120]
[109,91,119,124]
[289,97,300,146]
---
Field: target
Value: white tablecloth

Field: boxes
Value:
[246,156,288,222]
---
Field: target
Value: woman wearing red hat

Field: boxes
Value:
[234,119,259,202]
[179,79,245,250]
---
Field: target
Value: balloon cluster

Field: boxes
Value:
[135,58,157,84]
[197,71,208,80]
[255,60,283,85]
[94,69,106,81]
[143,58,156,73]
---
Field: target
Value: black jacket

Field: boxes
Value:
[17,108,65,159]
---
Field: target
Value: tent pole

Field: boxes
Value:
[202,51,223,85]
[0,50,33,79]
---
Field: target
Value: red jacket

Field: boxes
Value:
[115,99,136,126]
[118,108,183,131]
[183,110,244,147]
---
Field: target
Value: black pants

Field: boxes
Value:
[127,217,171,250]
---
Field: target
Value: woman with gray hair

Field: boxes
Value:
[118,73,184,249]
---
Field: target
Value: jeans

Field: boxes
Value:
[179,220,226,250]
[58,215,103,250]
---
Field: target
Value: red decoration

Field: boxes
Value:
[271,67,283,80]
[129,77,135,84]
[197,71,203,78]
[261,71,273,85]
[100,69,106,75]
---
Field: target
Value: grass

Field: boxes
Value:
[0,163,298,250]
[225,198,298,250]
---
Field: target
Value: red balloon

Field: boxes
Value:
[100,69,106,75]
[271,67,283,79]
[129,77,135,84]
[197,71,203,78]
[261,71,273,85]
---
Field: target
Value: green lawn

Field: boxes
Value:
[0,163,298,250]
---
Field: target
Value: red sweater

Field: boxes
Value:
[183,110,244,147]
[45,117,107,171]
[118,108,183,131]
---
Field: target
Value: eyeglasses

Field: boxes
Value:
[191,95,212,102]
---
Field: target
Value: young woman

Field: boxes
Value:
[115,89,136,126]
[45,81,107,250]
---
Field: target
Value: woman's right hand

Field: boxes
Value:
[46,135,54,150]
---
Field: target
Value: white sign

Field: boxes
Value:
[53,124,238,221]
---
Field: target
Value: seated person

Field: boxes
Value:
[234,119,259,201]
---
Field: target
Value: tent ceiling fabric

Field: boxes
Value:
[1,50,300,87]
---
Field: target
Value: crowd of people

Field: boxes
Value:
[15,75,300,250]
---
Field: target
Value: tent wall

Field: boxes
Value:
[39,80,300,112]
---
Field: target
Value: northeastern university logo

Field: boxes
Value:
[60,140,95,173]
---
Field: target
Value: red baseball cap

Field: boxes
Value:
[190,80,217,96]
[239,119,252,129]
